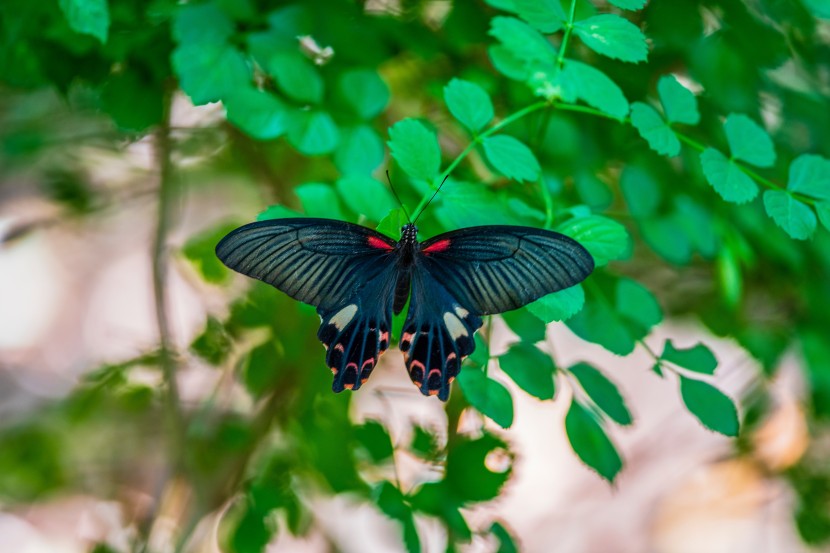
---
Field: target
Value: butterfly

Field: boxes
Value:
[215,217,594,400]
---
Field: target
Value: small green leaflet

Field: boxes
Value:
[375,482,420,553]
[498,342,556,400]
[482,135,541,182]
[723,114,776,168]
[573,14,648,64]
[336,176,397,221]
[817,202,830,231]
[356,421,394,462]
[630,102,680,157]
[337,69,390,120]
[558,60,629,120]
[763,190,816,240]
[700,148,759,204]
[489,16,557,64]
[787,154,830,201]
[615,278,662,332]
[286,110,339,155]
[295,183,345,219]
[660,340,717,374]
[388,119,441,183]
[173,3,233,44]
[679,376,739,437]
[457,369,514,429]
[557,215,629,267]
[490,522,519,553]
[657,75,699,125]
[444,78,494,133]
[172,43,251,106]
[526,284,585,323]
[501,308,546,342]
[514,0,566,33]
[488,45,530,82]
[565,400,623,482]
[59,0,110,43]
[334,125,384,175]
[608,0,648,10]
[257,204,303,221]
[569,362,632,426]
[376,208,407,239]
[266,51,323,104]
[620,164,661,217]
[224,88,287,140]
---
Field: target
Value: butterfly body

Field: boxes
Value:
[216,218,594,400]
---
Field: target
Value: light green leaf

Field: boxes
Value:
[700,148,759,204]
[569,362,632,426]
[803,0,830,18]
[615,278,662,332]
[657,75,699,125]
[59,0,109,43]
[488,45,530,81]
[376,209,407,240]
[458,369,514,429]
[172,43,251,105]
[565,400,623,482]
[501,308,547,343]
[514,0,566,33]
[257,205,303,221]
[630,102,680,157]
[787,154,830,200]
[489,16,557,64]
[762,190,817,240]
[334,125,384,176]
[336,176,397,221]
[573,14,648,63]
[266,51,323,104]
[817,201,830,231]
[674,196,718,258]
[172,3,233,44]
[608,0,647,10]
[724,114,776,168]
[483,0,519,11]
[338,69,390,119]
[224,88,287,140]
[679,376,740,437]
[557,215,629,267]
[620,165,661,217]
[183,224,238,285]
[444,79,494,133]
[482,135,541,182]
[661,341,718,375]
[388,119,441,182]
[498,342,555,400]
[527,285,585,323]
[559,59,629,119]
[295,183,345,219]
[575,172,613,210]
[640,216,692,265]
[286,110,339,155]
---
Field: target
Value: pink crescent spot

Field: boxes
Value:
[334,344,345,353]
[428,368,442,378]
[423,239,451,254]
[447,352,457,361]
[361,359,375,370]
[367,236,394,251]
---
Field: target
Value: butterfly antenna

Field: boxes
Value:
[386,170,412,224]
[413,174,450,224]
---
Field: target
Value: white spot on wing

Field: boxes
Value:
[443,312,468,340]
[330,304,358,330]
[454,305,469,319]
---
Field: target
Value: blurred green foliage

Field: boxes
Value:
[2,0,830,550]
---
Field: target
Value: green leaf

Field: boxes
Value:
[490,522,518,553]
[700,148,759,204]
[817,201,830,231]
[457,369,514,429]
[620,165,661,217]
[444,78,494,133]
[573,14,648,63]
[224,88,287,140]
[679,376,740,437]
[355,421,394,462]
[724,114,776,168]
[338,69,390,119]
[569,362,632,426]
[608,0,647,10]
[762,190,817,240]
[657,75,699,125]
[661,341,718,375]
[59,0,109,43]
[575,172,613,209]
[286,110,339,155]
[100,73,163,132]
[630,102,680,157]
[482,135,541,182]
[257,205,303,221]
[526,285,585,323]
[565,400,623,481]
[173,3,233,44]
[388,119,441,183]
[559,60,629,119]
[266,51,323,104]
[375,482,420,553]
[190,316,232,366]
[639,216,692,265]
[489,16,557,64]
[615,278,662,332]
[336,176,397,221]
[295,183,345,219]
[182,223,238,285]
[410,426,438,457]
[244,341,282,397]
[172,43,251,105]
[488,45,530,82]
[445,434,512,503]
[567,296,634,356]
[498,342,556,400]
[514,0,566,33]
[787,154,830,201]
[334,125,384,176]
[501,308,546,343]
[376,209,407,240]
[231,502,273,553]
[803,0,830,18]
[557,215,629,267]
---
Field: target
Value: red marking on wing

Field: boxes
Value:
[423,239,451,254]
[368,236,394,251]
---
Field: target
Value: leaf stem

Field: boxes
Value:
[556,0,579,68]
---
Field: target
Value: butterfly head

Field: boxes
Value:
[400,223,418,245]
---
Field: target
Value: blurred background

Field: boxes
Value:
[2,0,830,552]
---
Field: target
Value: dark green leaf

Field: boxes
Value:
[630,102,680,157]
[787,154,830,200]
[388,119,441,183]
[224,88,287,140]
[336,176,397,221]
[700,148,759,204]
[173,3,233,44]
[557,215,629,266]
[499,342,556,400]
[567,295,634,355]
[182,223,238,284]
[172,43,251,105]
[444,78,494,133]
[338,69,390,119]
[527,285,585,323]
[558,59,629,119]
[514,0,566,33]
[445,434,511,503]
[356,421,394,462]
[286,110,339,155]
[489,16,557,64]
[230,503,273,553]
[573,14,648,63]
[244,341,282,398]
[457,369,514,428]
[620,164,661,217]
[661,340,718,374]
[569,362,632,425]
[679,376,740,436]
[501,308,546,342]
[410,426,438,457]
[190,316,232,366]
[657,75,699,125]
[639,216,693,265]
[615,278,662,332]
[257,205,303,221]
[266,51,323,104]
[376,482,420,553]
[334,125,384,176]
[295,183,345,219]
[100,73,163,132]
[59,0,109,43]
[817,201,830,231]
[763,190,816,240]
[575,172,613,209]
[724,114,776,168]
[608,0,647,10]
[490,522,519,553]
[482,135,541,182]
[565,400,623,481]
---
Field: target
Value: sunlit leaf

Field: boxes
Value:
[457,369,514,428]
[489,16,557,64]
[787,154,830,201]
[661,340,718,375]
[336,176,397,221]
[498,342,556,400]
[334,125,384,175]
[295,182,345,219]
[224,88,287,140]
[657,75,699,125]
[573,14,648,63]
[565,400,623,481]
[724,114,776,168]
[444,78,494,133]
[59,0,109,43]
[763,190,817,240]
[700,148,759,204]
[569,362,632,426]
[558,59,629,119]
[482,135,541,182]
[630,102,680,156]
[514,0,566,33]
[679,376,740,436]
[388,119,441,182]
[286,110,339,155]
[527,285,585,323]
[557,215,629,267]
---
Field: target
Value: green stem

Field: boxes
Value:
[556,0,579,68]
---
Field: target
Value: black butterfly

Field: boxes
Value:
[215,218,594,400]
